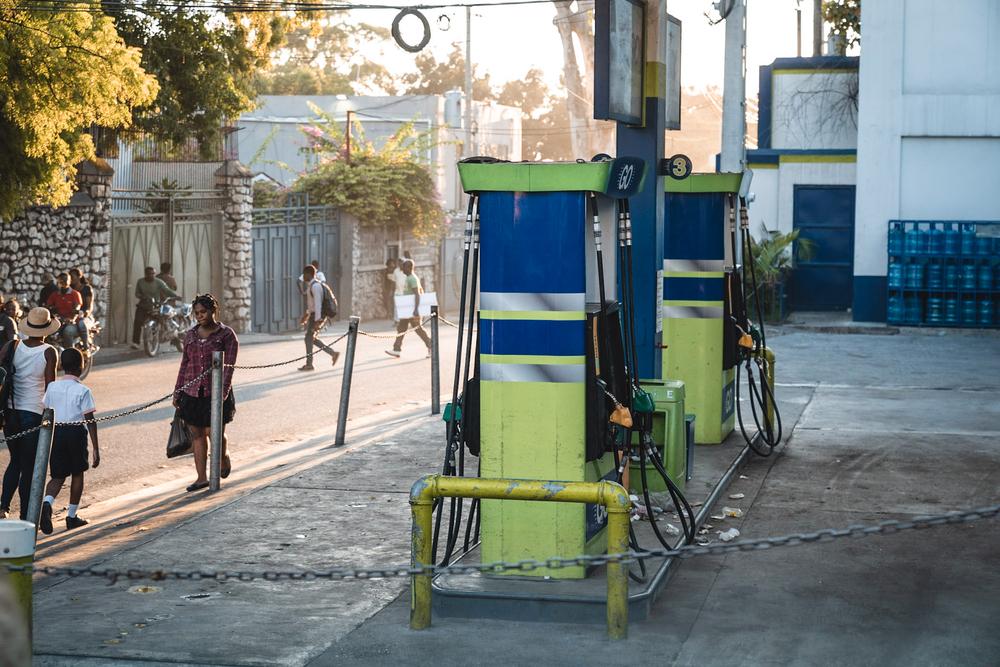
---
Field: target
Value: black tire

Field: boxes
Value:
[173,337,184,353]
[79,352,93,380]
[142,321,160,357]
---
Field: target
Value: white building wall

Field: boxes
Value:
[771,71,859,150]
[854,0,1000,280]
[746,166,778,234]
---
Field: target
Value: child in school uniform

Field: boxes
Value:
[38,348,100,534]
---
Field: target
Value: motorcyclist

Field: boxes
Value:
[132,266,178,350]
[46,273,90,353]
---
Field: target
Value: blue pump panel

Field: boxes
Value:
[664,193,726,263]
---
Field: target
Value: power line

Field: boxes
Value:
[15,0,560,13]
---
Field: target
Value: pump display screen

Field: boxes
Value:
[594,0,646,126]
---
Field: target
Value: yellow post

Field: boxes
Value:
[408,474,633,638]
[762,346,776,430]
[409,475,435,631]
[0,520,35,643]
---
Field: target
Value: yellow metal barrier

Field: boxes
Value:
[409,474,633,639]
[762,346,776,429]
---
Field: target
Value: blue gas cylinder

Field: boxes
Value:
[960,224,976,255]
[926,223,944,254]
[905,262,924,289]
[888,222,904,256]
[904,296,923,324]
[978,263,993,290]
[979,299,994,326]
[943,223,960,255]
[926,261,943,289]
[961,262,978,290]
[961,297,978,325]
[976,234,992,255]
[944,262,959,289]
[925,297,943,324]
[887,262,904,288]
[887,294,905,323]
[995,264,1000,290]
[944,297,959,325]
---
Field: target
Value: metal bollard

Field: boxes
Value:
[335,316,360,447]
[209,351,223,492]
[430,306,440,415]
[762,346,776,432]
[0,520,34,647]
[26,409,55,534]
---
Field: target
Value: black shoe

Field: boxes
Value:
[39,502,53,535]
[186,480,209,492]
[298,364,315,371]
[65,515,89,530]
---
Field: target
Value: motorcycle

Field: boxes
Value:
[140,298,193,357]
[53,316,102,380]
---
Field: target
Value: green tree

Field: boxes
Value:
[399,43,494,99]
[0,1,158,219]
[294,105,444,238]
[824,0,861,51]
[105,0,291,155]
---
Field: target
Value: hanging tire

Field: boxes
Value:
[142,321,160,357]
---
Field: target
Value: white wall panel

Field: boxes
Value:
[899,137,1000,219]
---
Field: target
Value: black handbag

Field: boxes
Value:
[166,409,193,458]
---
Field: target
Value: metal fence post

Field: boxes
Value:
[26,409,55,534]
[0,520,34,649]
[430,306,440,415]
[209,351,223,492]
[335,316,360,447]
[763,346,776,432]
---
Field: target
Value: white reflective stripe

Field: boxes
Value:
[481,363,585,383]
[480,292,585,312]
[663,259,725,272]
[662,305,724,319]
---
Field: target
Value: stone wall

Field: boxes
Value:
[0,160,113,319]
[215,161,253,333]
[348,223,440,322]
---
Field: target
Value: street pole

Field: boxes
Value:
[796,4,803,57]
[209,351,223,492]
[26,409,55,534]
[0,520,34,649]
[430,306,440,415]
[335,316,360,447]
[345,109,352,164]
[464,7,472,158]
[720,0,746,174]
[813,0,823,56]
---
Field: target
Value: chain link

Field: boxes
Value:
[5,502,996,584]
[225,331,350,370]
[357,316,434,341]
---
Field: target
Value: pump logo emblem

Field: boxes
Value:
[616,164,636,191]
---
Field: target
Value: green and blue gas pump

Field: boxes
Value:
[436,158,694,580]
[662,173,744,445]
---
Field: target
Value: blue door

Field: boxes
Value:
[790,185,856,311]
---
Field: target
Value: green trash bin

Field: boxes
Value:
[630,379,687,493]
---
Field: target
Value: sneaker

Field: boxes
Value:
[297,364,315,371]
[129,342,141,350]
[0,506,9,520]
[385,349,401,358]
[330,351,341,366]
[426,346,432,359]
[65,515,89,530]
[39,501,53,535]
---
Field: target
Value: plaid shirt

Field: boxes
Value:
[174,324,238,399]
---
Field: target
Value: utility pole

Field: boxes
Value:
[720,0,746,173]
[796,1,803,57]
[345,109,352,164]
[813,0,823,56]
[464,7,472,158]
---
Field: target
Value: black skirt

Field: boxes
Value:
[177,390,236,428]
[50,425,89,479]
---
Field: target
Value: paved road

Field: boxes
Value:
[5,321,461,512]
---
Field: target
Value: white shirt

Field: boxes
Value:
[43,376,96,423]
[305,279,325,322]
[11,342,53,415]
[392,267,407,295]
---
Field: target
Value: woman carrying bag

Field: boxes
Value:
[172,294,238,492]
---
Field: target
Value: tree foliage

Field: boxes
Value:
[0,1,158,219]
[398,43,494,100]
[294,105,444,238]
[105,0,291,155]
[823,0,861,51]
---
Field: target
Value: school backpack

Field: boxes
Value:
[320,281,339,319]
[0,340,19,427]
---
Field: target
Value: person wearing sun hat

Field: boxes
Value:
[0,307,58,521]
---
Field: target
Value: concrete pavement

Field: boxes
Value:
[23,326,1000,666]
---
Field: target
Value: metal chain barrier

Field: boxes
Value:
[4,502,996,584]
[357,316,435,340]
[225,330,350,370]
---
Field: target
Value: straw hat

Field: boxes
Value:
[22,307,61,338]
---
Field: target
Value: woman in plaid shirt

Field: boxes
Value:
[172,293,239,492]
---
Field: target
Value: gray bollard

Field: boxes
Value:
[209,351,223,492]
[335,316,360,447]
[26,409,55,534]
[0,520,34,649]
[430,306,440,415]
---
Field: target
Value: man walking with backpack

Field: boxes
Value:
[298,264,340,372]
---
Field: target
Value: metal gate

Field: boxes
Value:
[789,185,856,311]
[251,195,341,333]
[109,192,224,344]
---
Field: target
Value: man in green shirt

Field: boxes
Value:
[386,259,431,358]
[131,266,179,349]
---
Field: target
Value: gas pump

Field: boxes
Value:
[437,157,695,580]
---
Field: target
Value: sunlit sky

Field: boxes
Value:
[349,0,823,97]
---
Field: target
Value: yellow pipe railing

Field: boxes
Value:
[409,474,633,639]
